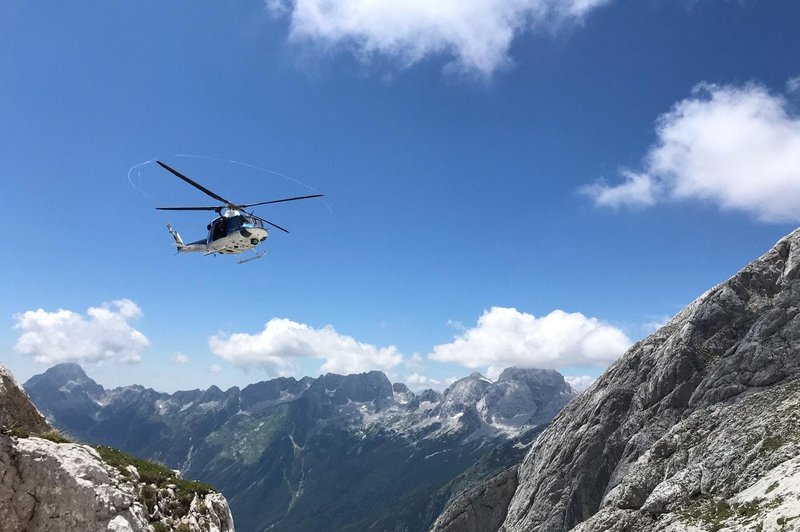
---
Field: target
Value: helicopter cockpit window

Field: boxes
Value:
[227,217,243,232]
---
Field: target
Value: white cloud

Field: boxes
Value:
[429,307,631,374]
[172,352,191,364]
[404,372,441,390]
[209,318,404,376]
[564,375,595,393]
[267,0,609,78]
[209,363,223,374]
[13,299,149,365]
[580,170,658,209]
[787,76,800,94]
[447,319,466,331]
[582,82,800,222]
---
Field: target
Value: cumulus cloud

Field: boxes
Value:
[13,299,149,365]
[267,0,610,78]
[209,318,404,376]
[404,372,441,390]
[581,82,800,222]
[429,307,632,376]
[172,352,190,364]
[564,375,595,393]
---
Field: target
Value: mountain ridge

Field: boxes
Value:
[25,363,576,531]
[433,227,800,531]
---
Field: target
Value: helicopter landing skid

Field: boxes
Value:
[238,251,266,264]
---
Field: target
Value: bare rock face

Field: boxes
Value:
[571,379,800,531]
[0,363,48,434]
[0,362,235,532]
[434,227,800,532]
[430,466,519,532]
[0,435,151,531]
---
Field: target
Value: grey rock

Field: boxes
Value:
[0,363,48,434]
[430,466,519,532]
[434,227,800,532]
[0,362,235,532]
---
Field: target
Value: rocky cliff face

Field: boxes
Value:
[0,363,235,532]
[0,363,49,434]
[434,228,800,531]
[25,366,575,532]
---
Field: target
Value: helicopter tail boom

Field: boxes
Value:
[166,224,206,253]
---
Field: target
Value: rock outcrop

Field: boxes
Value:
[0,363,48,434]
[434,227,800,531]
[431,466,519,532]
[0,362,235,532]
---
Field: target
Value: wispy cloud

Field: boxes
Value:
[266,0,610,79]
[172,352,191,364]
[564,375,595,393]
[209,318,404,376]
[581,81,800,222]
[429,307,632,377]
[13,299,149,365]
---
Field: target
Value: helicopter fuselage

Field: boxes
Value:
[206,214,269,255]
[155,160,322,261]
[167,212,269,256]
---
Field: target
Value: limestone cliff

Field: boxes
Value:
[433,227,800,531]
[0,362,234,532]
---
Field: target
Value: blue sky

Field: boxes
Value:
[2,0,799,393]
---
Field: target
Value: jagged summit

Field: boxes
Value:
[433,227,800,532]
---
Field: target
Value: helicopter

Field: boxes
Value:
[155,161,323,263]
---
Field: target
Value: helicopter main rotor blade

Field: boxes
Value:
[250,213,290,233]
[156,206,220,211]
[240,194,323,208]
[156,161,232,206]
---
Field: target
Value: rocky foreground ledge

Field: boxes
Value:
[0,363,234,532]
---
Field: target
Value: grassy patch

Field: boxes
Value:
[4,426,29,438]
[38,429,71,444]
[1,426,71,443]
[760,435,784,456]
[152,522,170,532]
[93,444,216,518]
[736,499,761,518]
[682,498,736,531]
[766,481,780,494]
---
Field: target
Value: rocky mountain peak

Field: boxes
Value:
[434,227,800,532]
[25,362,104,398]
[311,370,395,408]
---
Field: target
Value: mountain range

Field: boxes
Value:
[25,364,575,531]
